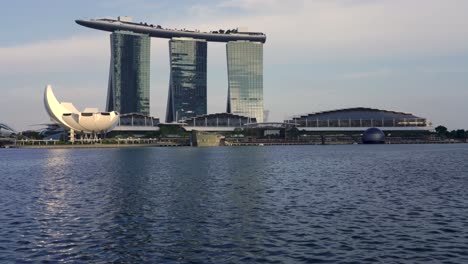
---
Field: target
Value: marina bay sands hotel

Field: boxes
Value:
[76,16,266,123]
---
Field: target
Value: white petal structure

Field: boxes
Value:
[44,85,119,133]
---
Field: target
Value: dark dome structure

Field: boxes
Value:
[362,127,385,144]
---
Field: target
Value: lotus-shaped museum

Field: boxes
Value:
[44,85,119,134]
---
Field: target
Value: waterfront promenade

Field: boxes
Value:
[4,138,466,149]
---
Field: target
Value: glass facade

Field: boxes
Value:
[226,41,264,122]
[107,31,150,115]
[166,38,207,123]
[118,113,160,127]
[183,113,256,127]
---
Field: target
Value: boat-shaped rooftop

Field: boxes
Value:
[76,18,267,43]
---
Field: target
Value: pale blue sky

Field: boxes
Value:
[1,0,468,131]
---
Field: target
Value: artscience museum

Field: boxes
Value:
[44,85,119,141]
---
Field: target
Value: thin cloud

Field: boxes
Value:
[175,0,468,61]
[340,69,393,80]
[416,67,468,74]
[0,34,108,74]
[218,0,301,12]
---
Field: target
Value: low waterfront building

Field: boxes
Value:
[182,113,256,132]
[115,113,160,131]
[107,113,161,138]
[286,107,431,132]
[241,122,297,138]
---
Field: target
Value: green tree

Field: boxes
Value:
[455,129,466,139]
[435,125,448,136]
[20,130,42,140]
[286,127,300,139]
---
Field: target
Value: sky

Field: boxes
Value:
[1,0,468,131]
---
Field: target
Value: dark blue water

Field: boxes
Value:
[1,145,468,263]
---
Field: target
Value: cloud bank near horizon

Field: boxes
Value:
[3,0,468,72]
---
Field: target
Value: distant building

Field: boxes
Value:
[0,123,16,138]
[113,113,160,132]
[183,113,256,131]
[39,124,67,140]
[44,85,119,140]
[166,38,207,122]
[226,41,264,122]
[242,122,294,138]
[263,110,270,123]
[286,107,431,131]
[107,30,150,115]
[76,17,267,119]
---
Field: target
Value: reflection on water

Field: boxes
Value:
[37,150,87,261]
[1,145,468,263]
[42,150,71,213]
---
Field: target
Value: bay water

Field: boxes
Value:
[1,145,468,263]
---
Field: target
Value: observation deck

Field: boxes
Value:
[76,18,267,43]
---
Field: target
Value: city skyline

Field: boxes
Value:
[79,17,266,123]
[1,0,468,130]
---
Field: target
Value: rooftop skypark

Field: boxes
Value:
[76,17,267,43]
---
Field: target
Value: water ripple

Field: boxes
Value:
[1,145,468,263]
